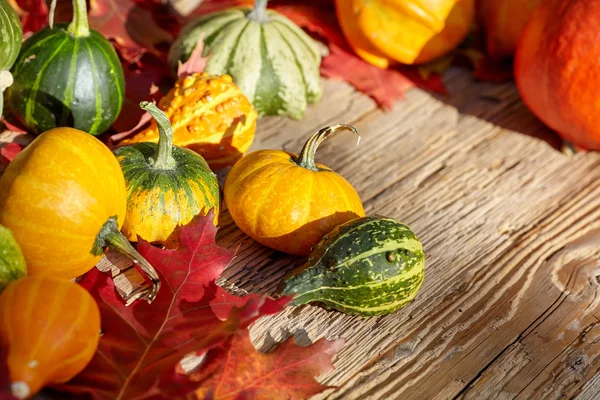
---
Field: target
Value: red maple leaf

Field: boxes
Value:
[87,0,174,61]
[191,330,344,400]
[8,0,49,35]
[0,143,24,163]
[41,213,296,399]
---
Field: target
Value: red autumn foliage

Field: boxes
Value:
[8,0,48,35]
[191,330,344,400]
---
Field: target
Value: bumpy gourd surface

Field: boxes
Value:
[169,8,322,119]
[119,73,256,169]
[0,0,22,71]
[283,216,425,316]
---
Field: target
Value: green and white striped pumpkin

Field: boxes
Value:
[168,0,322,120]
[282,215,425,316]
[0,0,22,116]
[7,0,124,135]
[0,224,27,292]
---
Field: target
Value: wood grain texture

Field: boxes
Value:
[6,70,600,399]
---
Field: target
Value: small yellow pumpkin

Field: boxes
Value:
[224,125,365,256]
[118,73,257,169]
[0,276,100,399]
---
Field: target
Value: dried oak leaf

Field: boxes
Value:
[191,329,344,400]
[51,213,290,399]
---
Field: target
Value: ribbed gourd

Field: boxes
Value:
[114,102,221,245]
[118,73,257,170]
[0,0,22,116]
[7,0,125,135]
[168,0,322,119]
[0,224,27,292]
[282,215,425,316]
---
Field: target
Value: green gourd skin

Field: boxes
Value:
[282,215,425,317]
[168,0,322,120]
[7,0,124,136]
[0,224,27,292]
[0,0,23,116]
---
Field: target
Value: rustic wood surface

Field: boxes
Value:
[3,67,600,399]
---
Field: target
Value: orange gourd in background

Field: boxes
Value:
[478,0,541,59]
[515,0,600,150]
[335,0,475,68]
[224,125,365,257]
[0,276,100,399]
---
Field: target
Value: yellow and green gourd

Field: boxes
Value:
[114,102,220,245]
[282,215,425,316]
[168,0,322,120]
[0,224,27,292]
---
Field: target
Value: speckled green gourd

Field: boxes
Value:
[7,0,124,135]
[0,224,27,292]
[0,0,22,116]
[168,0,322,120]
[282,215,425,316]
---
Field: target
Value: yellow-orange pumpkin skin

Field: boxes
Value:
[0,276,100,399]
[118,73,257,170]
[0,128,126,279]
[335,0,475,67]
[223,125,365,256]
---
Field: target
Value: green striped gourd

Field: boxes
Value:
[113,102,220,245]
[0,224,27,292]
[282,215,425,316]
[7,0,124,135]
[168,0,322,120]
[0,0,22,117]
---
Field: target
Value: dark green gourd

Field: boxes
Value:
[168,0,322,120]
[0,0,22,116]
[7,0,124,135]
[282,215,425,316]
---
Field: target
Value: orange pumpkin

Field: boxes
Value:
[515,0,600,150]
[223,125,365,256]
[0,276,100,399]
[478,0,541,59]
[118,73,257,170]
[335,0,475,68]
[0,127,160,303]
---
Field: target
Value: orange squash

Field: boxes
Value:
[515,0,600,150]
[335,0,475,68]
[223,125,365,256]
[118,73,257,170]
[0,276,100,399]
[0,127,160,303]
[478,0,541,59]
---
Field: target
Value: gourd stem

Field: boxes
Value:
[92,217,161,304]
[296,124,360,171]
[140,101,177,170]
[0,70,12,117]
[248,0,269,22]
[67,0,90,37]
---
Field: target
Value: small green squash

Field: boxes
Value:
[7,0,124,135]
[0,0,22,116]
[168,0,322,120]
[114,102,220,245]
[282,215,425,316]
[0,224,27,292]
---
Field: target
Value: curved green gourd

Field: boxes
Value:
[0,224,27,292]
[168,0,322,120]
[7,0,124,135]
[113,102,220,244]
[282,215,426,316]
[0,0,23,117]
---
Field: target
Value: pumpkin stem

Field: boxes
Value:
[67,0,90,37]
[295,124,360,171]
[140,101,177,170]
[92,217,161,305]
[248,0,269,22]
